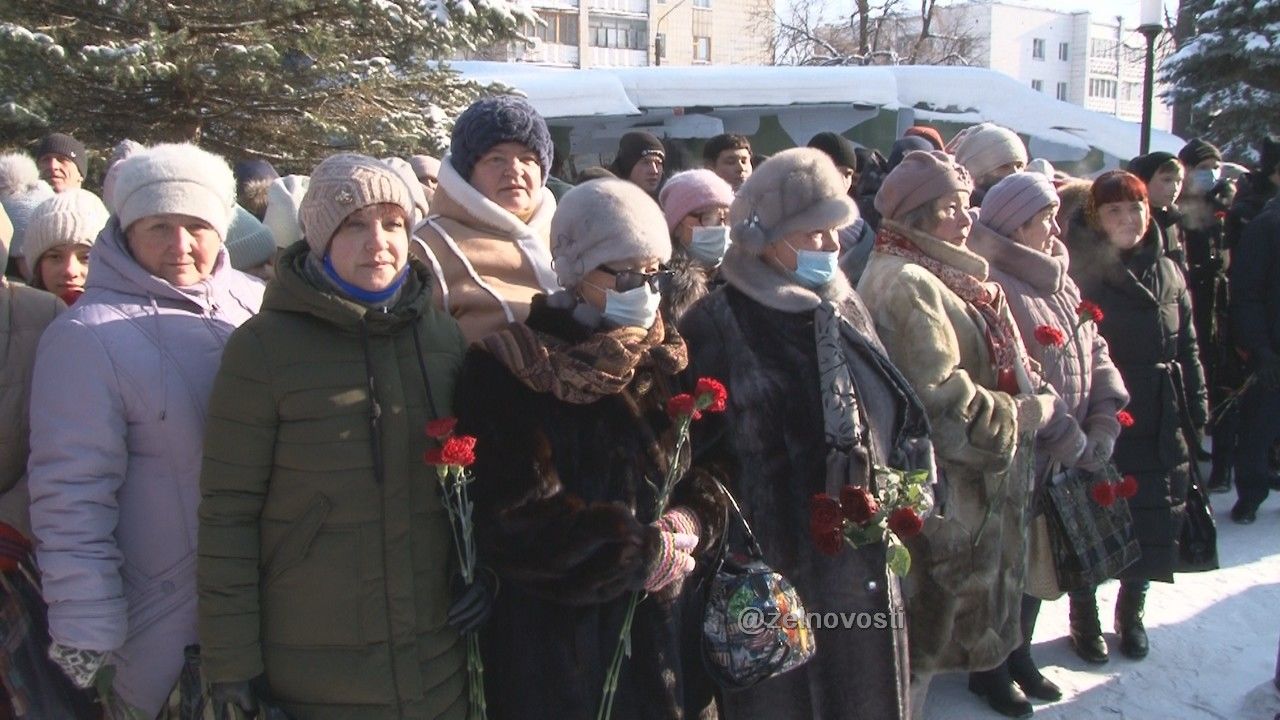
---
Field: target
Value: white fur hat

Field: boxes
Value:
[106,143,237,240]
[0,152,44,197]
[728,147,858,255]
[550,178,671,289]
[264,175,310,248]
[21,189,109,281]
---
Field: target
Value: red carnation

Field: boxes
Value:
[1091,480,1116,507]
[1034,325,1067,348]
[1116,410,1135,428]
[423,448,444,466]
[439,435,477,467]
[810,493,845,536]
[840,485,880,524]
[1214,210,1228,221]
[694,377,728,413]
[812,527,845,556]
[425,416,458,440]
[1077,300,1104,324]
[666,393,701,421]
[1117,474,1139,499]
[887,507,924,539]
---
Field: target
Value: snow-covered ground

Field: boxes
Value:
[925,481,1280,720]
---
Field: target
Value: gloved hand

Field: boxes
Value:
[211,675,292,719]
[447,567,498,635]
[1077,431,1117,473]
[47,643,106,689]
[643,531,698,594]
[1257,354,1280,391]
[655,507,702,542]
[1017,393,1060,433]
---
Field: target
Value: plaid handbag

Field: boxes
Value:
[1041,468,1140,592]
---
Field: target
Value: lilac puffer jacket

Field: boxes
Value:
[27,220,263,715]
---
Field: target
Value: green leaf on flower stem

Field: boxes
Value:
[886,538,912,577]
[845,522,885,547]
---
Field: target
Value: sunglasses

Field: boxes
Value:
[598,265,673,293]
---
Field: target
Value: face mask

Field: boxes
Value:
[602,284,662,329]
[1189,168,1220,194]
[689,225,731,265]
[787,242,840,288]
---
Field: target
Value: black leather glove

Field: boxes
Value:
[211,675,291,719]
[447,567,498,635]
[1258,354,1280,391]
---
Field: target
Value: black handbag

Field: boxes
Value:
[701,483,815,691]
[1176,476,1220,573]
[1040,468,1141,592]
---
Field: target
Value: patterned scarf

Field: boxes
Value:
[479,314,689,404]
[815,300,875,492]
[876,224,1025,394]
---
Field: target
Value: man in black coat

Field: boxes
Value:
[1229,195,1280,523]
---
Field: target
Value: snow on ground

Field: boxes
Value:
[924,478,1280,720]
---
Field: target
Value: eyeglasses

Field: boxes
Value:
[598,265,674,293]
[694,208,730,226]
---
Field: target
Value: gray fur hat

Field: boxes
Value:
[550,178,670,290]
[728,147,858,254]
[449,96,553,185]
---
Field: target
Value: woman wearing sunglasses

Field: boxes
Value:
[658,169,735,322]
[453,178,727,720]
[680,148,934,720]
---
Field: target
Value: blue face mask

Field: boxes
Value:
[689,225,731,265]
[1189,168,1220,194]
[601,284,662,329]
[786,241,840,288]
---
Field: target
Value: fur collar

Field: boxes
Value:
[719,243,852,313]
[966,221,1067,294]
[880,219,989,281]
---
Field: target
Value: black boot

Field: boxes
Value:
[1068,589,1108,664]
[1207,462,1232,494]
[968,664,1034,718]
[1115,583,1150,659]
[1008,595,1062,701]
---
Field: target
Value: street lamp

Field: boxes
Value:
[655,0,689,66]
[1138,0,1163,154]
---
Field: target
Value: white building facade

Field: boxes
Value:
[496,0,773,68]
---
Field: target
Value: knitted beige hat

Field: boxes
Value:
[21,189,109,281]
[550,178,671,289]
[948,123,1028,183]
[728,147,858,255]
[298,154,416,255]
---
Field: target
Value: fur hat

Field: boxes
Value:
[610,131,665,179]
[1055,178,1093,234]
[298,154,415,256]
[36,133,88,177]
[224,206,277,270]
[1179,137,1221,167]
[449,96,553,185]
[408,155,441,181]
[979,172,1059,238]
[874,150,973,222]
[21,189,108,280]
[1127,151,1179,183]
[550,178,670,289]
[658,169,734,233]
[107,143,237,240]
[0,152,43,197]
[0,155,56,259]
[949,123,1028,182]
[729,147,858,255]
[807,131,859,171]
[904,126,946,151]
[264,175,309,248]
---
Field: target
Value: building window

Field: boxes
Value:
[1088,78,1118,99]
[693,0,711,7]
[590,16,647,50]
[1089,38,1116,58]
[694,35,711,62]
[1058,42,1069,61]
[1056,81,1068,100]
[1031,79,1044,92]
[1032,38,1045,60]
[525,11,578,45]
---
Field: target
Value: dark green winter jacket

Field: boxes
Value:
[198,242,467,719]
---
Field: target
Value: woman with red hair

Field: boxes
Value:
[1063,170,1207,665]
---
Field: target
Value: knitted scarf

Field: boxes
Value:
[479,314,689,404]
[876,224,1025,394]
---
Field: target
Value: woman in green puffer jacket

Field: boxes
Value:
[198,154,473,719]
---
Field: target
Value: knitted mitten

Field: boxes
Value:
[643,531,698,594]
[49,643,106,689]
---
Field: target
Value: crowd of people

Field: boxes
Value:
[0,95,1277,720]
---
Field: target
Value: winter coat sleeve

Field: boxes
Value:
[1174,275,1210,429]
[27,319,131,653]
[198,325,279,684]
[456,350,659,607]
[1230,208,1280,361]
[1080,330,1130,439]
[877,268,1019,474]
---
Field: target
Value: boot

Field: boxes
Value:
[968,664,1034,718]
[1206,462,1232,494]
[1115,583,1150,659]
[1008,595,1062,701]
[1068,589,1108,664]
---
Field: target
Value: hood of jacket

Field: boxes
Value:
[967,220,1068,295]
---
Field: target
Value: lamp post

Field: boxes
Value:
[1138,0,1163,154]
[654,0,689,66]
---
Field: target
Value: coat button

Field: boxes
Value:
[866,580,878,593]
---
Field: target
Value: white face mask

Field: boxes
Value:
[688,225,731,265]
[602,284,662,329]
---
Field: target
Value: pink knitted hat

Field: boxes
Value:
[657,169,734,233]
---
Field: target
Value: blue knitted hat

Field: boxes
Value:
[449,96,553,186]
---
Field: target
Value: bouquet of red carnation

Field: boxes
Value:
[808,466,932,577]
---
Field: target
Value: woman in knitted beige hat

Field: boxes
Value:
[681,148,935,720]
[198,153,479,718]
[450,178,728,720]
[857,150,1064,718]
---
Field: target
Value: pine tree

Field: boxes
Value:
[0,1,535,169]
[1162,0,1280,156]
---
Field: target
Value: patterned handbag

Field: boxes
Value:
[701,484,815,691]
[1041,467,1141,592]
